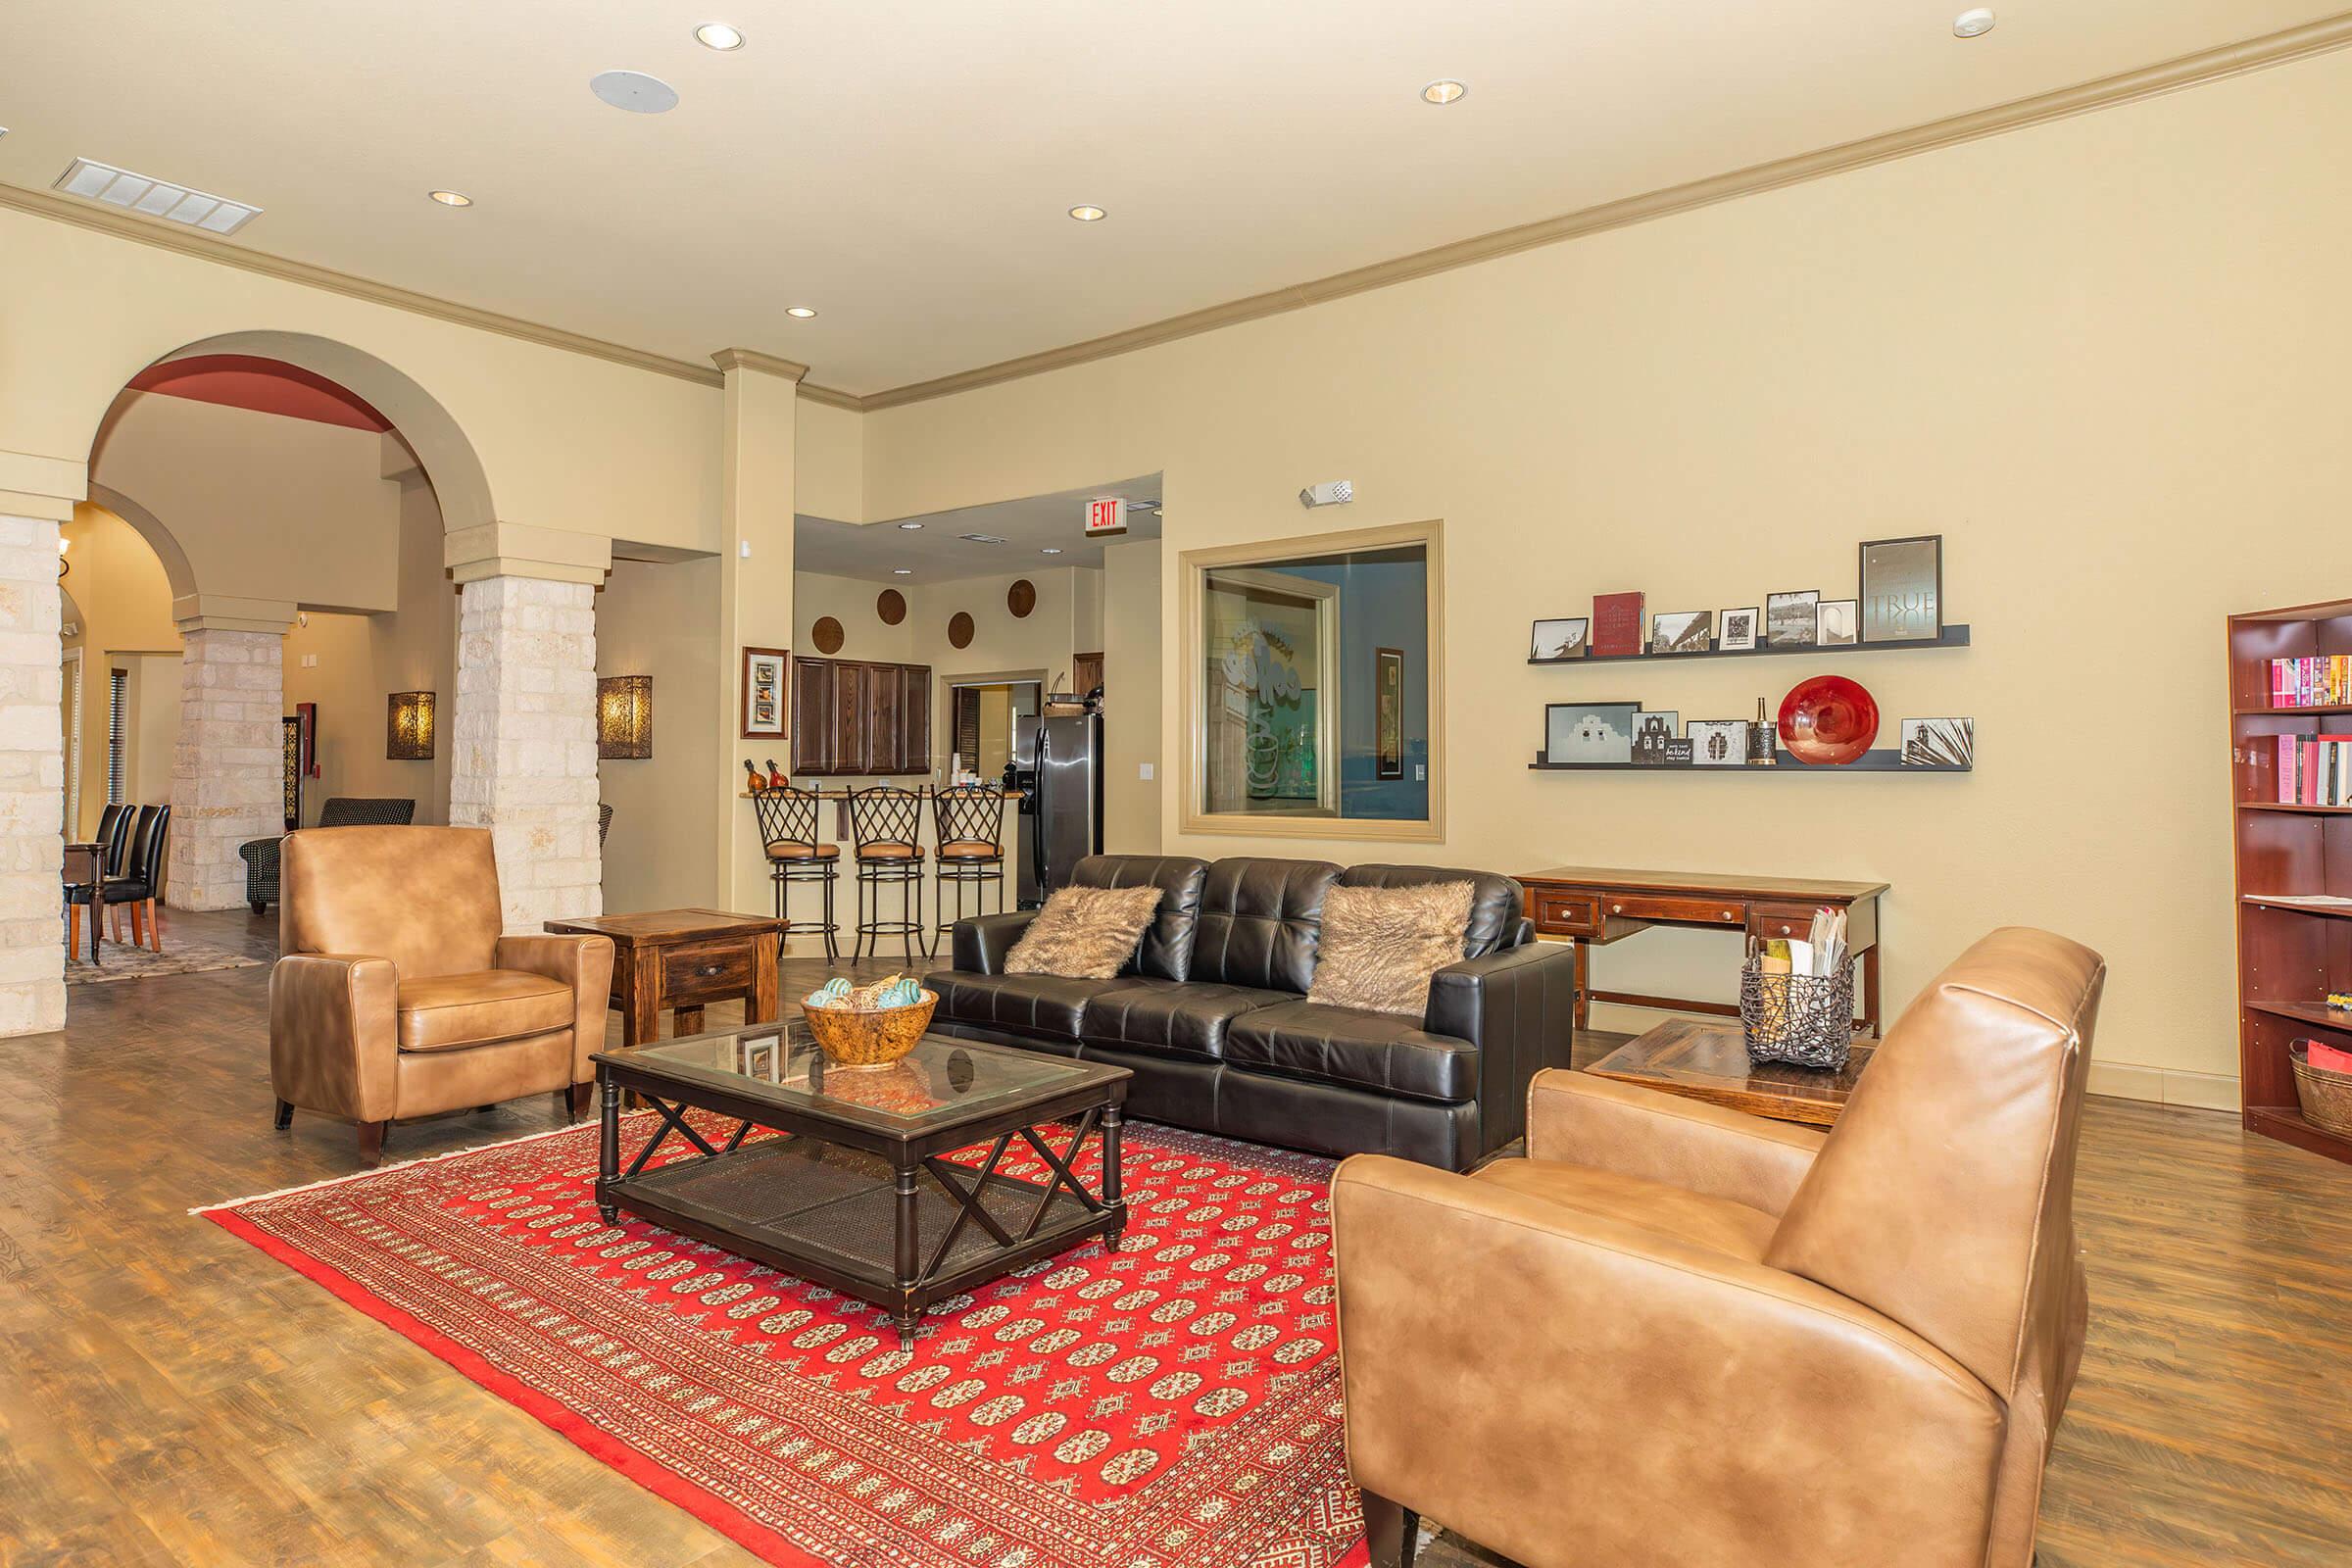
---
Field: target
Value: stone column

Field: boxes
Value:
[167,598,294,910]
[0,510,67,1035]
[446,527,611,931]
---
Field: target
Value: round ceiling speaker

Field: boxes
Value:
[590,71,680,114]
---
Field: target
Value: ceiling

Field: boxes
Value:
[3,2,2340,397]
[796,476,1162,582]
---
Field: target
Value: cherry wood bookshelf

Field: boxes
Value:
[2230,597,2352,1165]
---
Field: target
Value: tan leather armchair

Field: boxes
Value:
[269,826,615,1164]
[1333,927,2105,1568]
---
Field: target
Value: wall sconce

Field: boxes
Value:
[386,691,436,760]
[598,674,653,760]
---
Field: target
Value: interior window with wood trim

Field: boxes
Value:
[1181,519,1443,841]
[107,667,128,807]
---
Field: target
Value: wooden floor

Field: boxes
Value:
[4,911,2350,1566]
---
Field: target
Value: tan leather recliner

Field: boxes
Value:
[1332,926,2105,1568]
[269,826,615,1164]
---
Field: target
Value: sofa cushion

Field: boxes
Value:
[1069,855,1209,980]
[1005,885,1165,979]
[1307,881,1476,1016]
[1191,858,1341,994]
[1337,863,1525,957]
[1472,1159,1778,1262]
[924,970,1127,1040]
[1079,978,1296,1060]
[396,969,572,1053]
[1224,999,1477,1102]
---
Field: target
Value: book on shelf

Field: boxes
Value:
[2269,656,2352,709]
[2252,893,2352,907]
[2275,733,2352,806]
[1592,592,1645,658]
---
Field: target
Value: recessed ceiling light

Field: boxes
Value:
[428,189,471,207]
[1041,547,1063,555]
[785,306,816,319]
[590,70,680,114]
[897,521,924,530]
[1952,8,1996,37]
[694,22,745,50]
[892,568,913,575]
[1068,205,1106,222]
[1422,79,1467,106]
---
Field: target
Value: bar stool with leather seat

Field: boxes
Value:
[269,825,615,1164]
[929,784,1008,956]
[847,784,926,964]
[751,781,840,963]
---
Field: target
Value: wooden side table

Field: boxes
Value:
[1586,1017,1874,1128]
[544,907,783,1047]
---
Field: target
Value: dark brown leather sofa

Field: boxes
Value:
[923,855,1578,1170]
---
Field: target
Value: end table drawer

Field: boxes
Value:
[1530,890,1601,936]
[663,940,754,1003]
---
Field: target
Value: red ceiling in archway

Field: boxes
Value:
[125,354,393,432]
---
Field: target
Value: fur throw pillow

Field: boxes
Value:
[1306,881,1476,1016]
[1004,885,1165,980]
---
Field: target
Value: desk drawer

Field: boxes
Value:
[1601,892,1747,925]
[1529,889,1601,936]
[662,940,754,1003]
[1749,902,1830,942]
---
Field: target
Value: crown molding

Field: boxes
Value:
[850,12,2352,413]
[796,381,865,411]
[710,347,808,381]
[0,181,727,389]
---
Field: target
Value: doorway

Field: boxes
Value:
[949,679,1041,786]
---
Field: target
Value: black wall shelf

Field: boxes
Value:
[1530,750,1967,773]
[1531,624,1971,665]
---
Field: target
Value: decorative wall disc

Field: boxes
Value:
[877,589,906,625]
[949,611,976,649]
[1008,578,1037,618]
[812,615,846,655]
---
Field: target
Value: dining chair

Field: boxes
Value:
[100,805,171,954]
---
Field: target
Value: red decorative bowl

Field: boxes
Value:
[1777,676,1880,765]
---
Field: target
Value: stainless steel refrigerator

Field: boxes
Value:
[1008,712,1102,906]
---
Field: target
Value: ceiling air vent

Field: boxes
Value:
[959,533,1008,545]
[53,158,261,235]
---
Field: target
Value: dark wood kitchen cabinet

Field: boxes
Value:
[789,657,931,776]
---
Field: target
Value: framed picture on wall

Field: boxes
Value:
[1545,701,1640,764]
[1717,607,1759,652]
[1650,611,1712,655]
[1766,590,1819,649]
[1530,617,1588,661]
[1376,648,1404,779]
[741,647,789,739]
[1816,598,1859,646]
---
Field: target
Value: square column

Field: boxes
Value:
[0,512,66,1035]
[450,573,602,931]
[167,622,287,910]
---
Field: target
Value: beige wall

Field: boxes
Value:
[598,556,726,911]
[1100,538,1162,855]
[280,470,456,825]
[94,392,401,610]
[843,46,2352,1094]
[58,504,179,837]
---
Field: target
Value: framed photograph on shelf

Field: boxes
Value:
[1860,535,1942,643]
[1375,647,1404,779]
[1766,590,1819,649]
[740,646,789,739]
[1544,701,1640,764]
[1650,611,1712,655]
[1717,607,1759,652]
[1816,598,1858,646]
[1531,617,1589,661]
[1632,710,1681,763]
[1686,718,1750,766]
[1900,716,1975,768]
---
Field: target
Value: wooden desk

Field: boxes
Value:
[545,908,783,1047]
[1516,865,1888,1035]
[1588,1018,1875,1127]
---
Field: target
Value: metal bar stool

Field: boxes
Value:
[930,784,1009,954]
[846,785,926,965]
[751,783,840,964]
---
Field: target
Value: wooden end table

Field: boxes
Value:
[545,907,783,1047]
[1587,1017,1875,1128]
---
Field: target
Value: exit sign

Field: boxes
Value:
[1084,498,1129,536]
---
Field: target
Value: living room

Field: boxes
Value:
[6,4,2352,1565]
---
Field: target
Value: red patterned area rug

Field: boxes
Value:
[201,1115,1368,1568]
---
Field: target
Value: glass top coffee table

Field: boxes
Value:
[592,1018,1130,1347]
